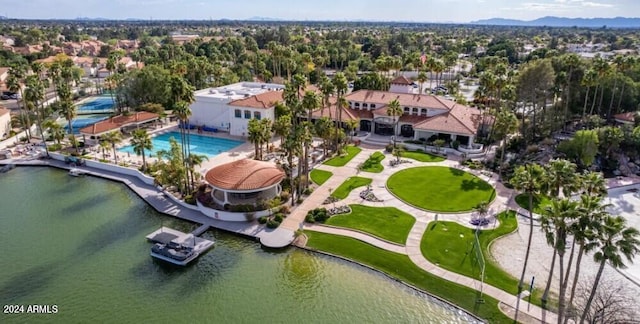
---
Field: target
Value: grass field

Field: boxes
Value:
[359,151,385,173]
[324,145,362,167]
[305,231,512,323]
[515,193,552,215]
[420,211,545,306]
[310,169,333,185]
[400,150,445,162]
[331,176,372,199]
[325,205,415,244]
[387,166,496,212]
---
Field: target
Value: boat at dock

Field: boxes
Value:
[146,226,215,266]
[69,168,88,176]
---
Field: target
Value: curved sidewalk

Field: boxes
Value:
[296,147,558,323]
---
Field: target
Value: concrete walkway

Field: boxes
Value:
[293,147,558,323]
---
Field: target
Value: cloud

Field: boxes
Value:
[582,1,614,7]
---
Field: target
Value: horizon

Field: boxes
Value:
[2,0,638,23]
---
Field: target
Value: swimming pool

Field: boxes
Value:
[118,131,245,158]
[76,95,115,114]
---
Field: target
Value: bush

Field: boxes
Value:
[266,219,281,229]
[526,144,539,154]
[280,190,290,202]
[48,143,62,151]
[229,204,255,212]
[279,205,291,214]
[303,187,313,195]
[296,197,304,204]
[184,195,196,205]
[451,140,460,150]
[274,213,284,222]
[258,216,268,224]
[385,144,394,153]
[306,208,329,223]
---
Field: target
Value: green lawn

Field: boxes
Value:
[331,177,372,199]
[324,145,362,167]
[305,231,512,323]
[324,205,415,244]
[310,169,333,185]
[400,150,445,162]
[359,151,385,173]
[387,166,496,212]
[420,211,543,305]
[515,193,552,215]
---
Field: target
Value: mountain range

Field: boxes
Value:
[471,16,640,28]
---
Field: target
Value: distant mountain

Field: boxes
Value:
[471,16,640,28]
[75,17,109,21]
[247,16,281,21]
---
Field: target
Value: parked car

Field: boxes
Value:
[431,86,448,94]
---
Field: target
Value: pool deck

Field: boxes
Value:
[0,157,295,249]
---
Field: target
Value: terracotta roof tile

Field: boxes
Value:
[391,75,412,85]
[205,159,285,191]
[79,112,158,135]
[345,90,452,111]
[413,105,483,135]
[614,111,639,123]
[228,91,284,109]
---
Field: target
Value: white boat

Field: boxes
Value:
[69,168,87,177]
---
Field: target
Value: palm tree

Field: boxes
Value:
[43,120,65,145]
[7,64,30,140]
[130,128,153,171]
[510,163,545,322]
[473,200,489,221]
[544,159,578,198]
[417,70,427,94]
[579,215,640,323]
[173,101,192,192]
[345,118,359,144]
[386,98,402,160]
[580,170,607,197]
[540,198,578,322]
[248,118,263,160]
[491,109,519,179]
[563,194,606,323]
[302,91,321,187]
[102,131,122,164]
[581,69,597,118]
[333,72,348,151]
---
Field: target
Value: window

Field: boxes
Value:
[362,103,368,109]
[370,104,376,109]
[412,108,418,115]
[244,110,251,119]
[235,109,241,118]
[421,108,428,116]
[254,111,261,120]
[404,107,410,114]
[354,102,360,108]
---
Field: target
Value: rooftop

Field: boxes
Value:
[205,159,285,191]
[79,112,159,135]
[194,82,285,102]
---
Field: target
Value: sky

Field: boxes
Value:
[1,0,637,22]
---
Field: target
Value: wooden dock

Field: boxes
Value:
[146,227,215,265]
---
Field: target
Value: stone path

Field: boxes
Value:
[288,147,558,323]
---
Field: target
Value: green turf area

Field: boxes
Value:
[305,231,512,323]
[515,193,552,215]
[400,150,445,162]
[420,211,542,305]
[324,145,362,167]
[387,166,496,212]
[310,169,333,185]
[359,151,385,173]
[324,205,415,244]
[331,176,372,199]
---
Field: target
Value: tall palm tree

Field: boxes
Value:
[102,131,122,164]
[345,118,359,144]
[386,98,402,160]
[541,198,578,322]
[319,76,335,118]
[510,163,545,322]
[417,70,428,94]
[544,159,578,198]
[302,91,321,187]
[7,64,30,140]
[43,120,65,145]
[563,194,606,324]
[615,56,634,114]
[173,101,192,192]
[579,215,640,323]
[491,109,519,179]
[333,72,348,151]
[24,74,50,157]
[247,118,263,160]
[581,69,597,119]
[130,128,153,171]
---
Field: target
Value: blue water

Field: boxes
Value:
[63,114,110,134]
[118,131,245,158]
[76,96,115,114]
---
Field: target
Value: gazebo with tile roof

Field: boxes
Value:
[204,159,285,206]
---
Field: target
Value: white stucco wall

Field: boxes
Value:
[189,96,232,131]
[0,112,10,139]
[228,108,275,137]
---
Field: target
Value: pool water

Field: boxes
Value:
[118,131,245,158]
[76,95,115,114]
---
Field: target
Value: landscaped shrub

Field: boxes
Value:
[229,204,255,212]
[48,143,62,151]
[451,140,460,150]
[385,144,394,153]
[279,205,291,214]
[280,190,290,202]
[296,197,304,204]
[274,213,284,222]
[184,195,196,205]
[258,216,268,224]
[266,219,281,229]
[306,208,329,223]
[303,187,313,195]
